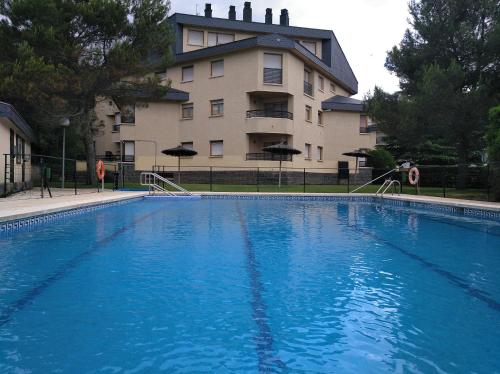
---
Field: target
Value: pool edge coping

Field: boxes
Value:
[1,192,499,233]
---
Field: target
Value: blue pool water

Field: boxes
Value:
[0,198,499,373]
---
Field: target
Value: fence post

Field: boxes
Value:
[40,157,44,198]
[487,164,490,201]
[442,168,446,198]
[256,167,259,192]
[303,168,306,193]
[3,154,7,197]
[74,160,77,195]
[347,170,350,193]
[209,166,213,192]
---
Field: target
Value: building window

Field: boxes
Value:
[211,59,224,77]
[317,146,323,161]
[305,105,312,122]
[360,115,368,133]
[182,65,194,82]
[123,141,135,162]
[319,76,324,91]
[208,32,234,46]
[318,110,323,125]
[305,143,311,159]
[120,104,135,124]
[210,140,223,156]
[301,40,316,55]
[263,53,283,84]
[330,82,336,93]
[182,103,193,119]
[181,142,194,151]
[188,29,204,46]
[304,69,313,96]
[16,135,22,164]
[210,99,224,116]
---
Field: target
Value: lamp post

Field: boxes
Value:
[60,117,70,189]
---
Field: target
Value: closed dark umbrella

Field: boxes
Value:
[161,145,198,184]
[262,142,301,188]
[342,150,372,183]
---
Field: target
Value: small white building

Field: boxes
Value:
[0,102,36,196]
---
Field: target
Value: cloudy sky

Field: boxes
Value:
[169,0,411,98]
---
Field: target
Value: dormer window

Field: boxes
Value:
[301,41,316,55]
[188,30,204,46]
[208,32,234,46]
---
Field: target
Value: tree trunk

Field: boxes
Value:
[83,110,97,185]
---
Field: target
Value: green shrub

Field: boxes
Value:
[368,147,396,169]
[486,105,500,201]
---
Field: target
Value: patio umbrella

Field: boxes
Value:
[161,145,198,184]
[342,150,372,183]
[262,142,301,188]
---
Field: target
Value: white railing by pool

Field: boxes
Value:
[140,172,192,196]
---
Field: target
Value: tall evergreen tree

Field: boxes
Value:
[0,0,173,183]
[367,0,500,187]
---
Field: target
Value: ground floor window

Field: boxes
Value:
[210,140,223,157]
[123,141,135,162]
[305,143,311,159]
[316,146,323,161]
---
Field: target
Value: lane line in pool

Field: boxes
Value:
[346,221,500,312]
[0,208,164,328]
[235,203,287,373]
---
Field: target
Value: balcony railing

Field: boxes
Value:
[95,154,135,162]
[360,125,378,134]
[263,68,283,84]
[304,81,313,96]
[246,153,293,161]
[246,110,293,120]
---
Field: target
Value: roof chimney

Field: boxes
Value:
[265,8,272,24]
[204,3,212,18]
[228,5,236,20]
[243,2,252,22]
[280,9,289,26]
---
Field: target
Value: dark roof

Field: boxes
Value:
[174,34,357,93]
[169,13,357,94]
[0,102,36,143]
[322,95,365,112]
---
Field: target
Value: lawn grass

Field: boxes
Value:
[75,182,490,201]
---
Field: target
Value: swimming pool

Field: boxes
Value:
[0,197,499,373]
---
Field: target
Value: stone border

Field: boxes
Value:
[0,197,143,234]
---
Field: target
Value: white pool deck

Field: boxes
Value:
[0,189,499,223]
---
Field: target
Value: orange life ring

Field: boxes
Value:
[96,160,105,180]
[408,167,420,185]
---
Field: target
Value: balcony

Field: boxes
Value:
[246,153,292,161]
[263,68,282,84]
[245,114,294,135]
[246,110,293,120]
[360,124,378,134]
[304,81,313,96]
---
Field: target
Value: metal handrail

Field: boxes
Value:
[376,179,401,196]
[140,172,192,196]
[246,110,293,120]
[350,168,398,193]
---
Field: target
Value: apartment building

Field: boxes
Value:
[0,102,36,195]
[94,2,377,173]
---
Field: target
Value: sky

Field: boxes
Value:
[169,0,411,98]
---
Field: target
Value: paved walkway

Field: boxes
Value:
[0,189,147,222]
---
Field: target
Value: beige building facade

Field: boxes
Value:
[0,102,35,195]
[94,3,377,174]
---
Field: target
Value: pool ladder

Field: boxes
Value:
[376,179,401,197]
[140,172,192,196]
